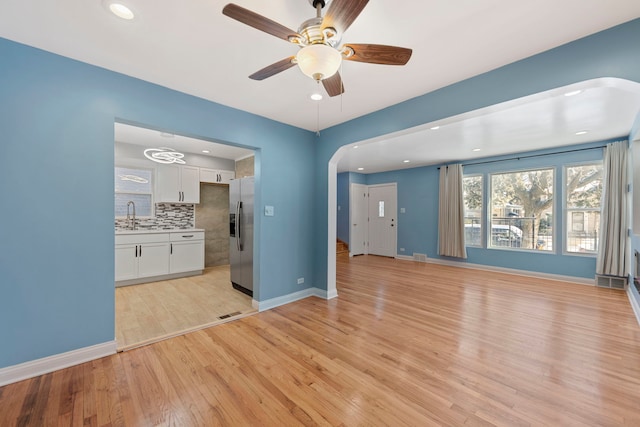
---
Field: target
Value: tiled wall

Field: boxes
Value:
[115,203,195,231]
[195,183,230,267]
[235,156,254,178]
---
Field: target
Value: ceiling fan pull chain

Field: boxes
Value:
[340,60,344,112]
[316,97,321,136]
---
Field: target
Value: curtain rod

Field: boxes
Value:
[437,145,606,170]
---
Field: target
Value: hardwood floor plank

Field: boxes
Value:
[2,255,640,425]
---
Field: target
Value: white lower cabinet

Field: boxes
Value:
[137,242,171,277]
[115,233,170,282]
[114,244,139,281]
[170,231,205,273]
[115,231,204,285]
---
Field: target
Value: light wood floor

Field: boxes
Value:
[116,265,255,350]
[2,255,640,426]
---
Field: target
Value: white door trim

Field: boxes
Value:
[349,183,368,256]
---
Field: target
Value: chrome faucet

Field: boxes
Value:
[126,201,136,230]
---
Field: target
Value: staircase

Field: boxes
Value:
[336,239,349,254]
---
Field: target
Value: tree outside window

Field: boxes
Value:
[490,168,554,251]
[565,163,602,254]
[463,175,482,246]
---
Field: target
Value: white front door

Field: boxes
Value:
[367,184,397,257]
[349,183,368,256]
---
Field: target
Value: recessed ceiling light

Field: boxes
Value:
[202,150,210,154]
[403,160,410,163]
[353,145,359,149]
[430,126,440,130]
[357,167,364,171]
[107,2,135,20]
[310,93,323,101]
[575,130,588,135]
[564,90,582,97]
[472,148,481,152]
[160,132,174,138]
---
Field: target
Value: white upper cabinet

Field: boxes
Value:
[200,168,235,185]
[156,165,200,203]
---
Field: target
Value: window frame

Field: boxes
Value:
[114,165,155,218]
[488,166,556,253]
[563,161,603,257]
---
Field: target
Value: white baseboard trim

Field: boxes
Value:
[627,286,640,326]
[0,341,117,387]
[255,287,335,312]
[394,254,593,286]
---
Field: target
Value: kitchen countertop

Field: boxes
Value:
[116,228,204,235]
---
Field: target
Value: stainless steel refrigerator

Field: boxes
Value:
[229,177,254,296]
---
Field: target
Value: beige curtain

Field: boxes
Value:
[596,141,629,277]
[438,164,467,258]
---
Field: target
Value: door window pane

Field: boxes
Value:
[378,201,385,217]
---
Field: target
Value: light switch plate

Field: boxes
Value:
[264,205,275,216]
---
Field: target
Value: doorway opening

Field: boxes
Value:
[114,122,258,351]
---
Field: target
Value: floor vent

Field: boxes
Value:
[413,253,427,262]
[595,274,627,290]
[218,311,242,320]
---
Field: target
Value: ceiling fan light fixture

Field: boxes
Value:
[296,44,342,81]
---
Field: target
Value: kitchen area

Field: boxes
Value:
[114,123,256,350]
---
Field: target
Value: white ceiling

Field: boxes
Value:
[115,122,254,161]
[337,78,640,173]
[1,1,640,171]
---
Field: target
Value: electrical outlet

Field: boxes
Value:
[297,277,304,285]
[400,248,405,252]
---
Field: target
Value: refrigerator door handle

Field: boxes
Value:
[236,200,242,251]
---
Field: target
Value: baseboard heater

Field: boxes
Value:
[595,274,627,290]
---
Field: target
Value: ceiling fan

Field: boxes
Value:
[222,0,412,97]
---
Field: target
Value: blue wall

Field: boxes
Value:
[313,18,640,290]
[0,37,316,368]
[364,141,609,278]
[2,18,640,370]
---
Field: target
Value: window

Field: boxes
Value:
[463,175,483,246]
[115,167,153,217]
[565,163,602,254]
[490,168,554,251]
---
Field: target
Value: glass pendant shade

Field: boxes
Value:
[296,44,342,81]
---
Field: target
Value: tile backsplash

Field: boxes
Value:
[115,203,195,231]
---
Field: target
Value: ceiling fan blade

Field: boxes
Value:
[322,72,345,97]
[223,4,300,42]
[249,57,297,80]
[343,44,412,65]
[322,0,369,34]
